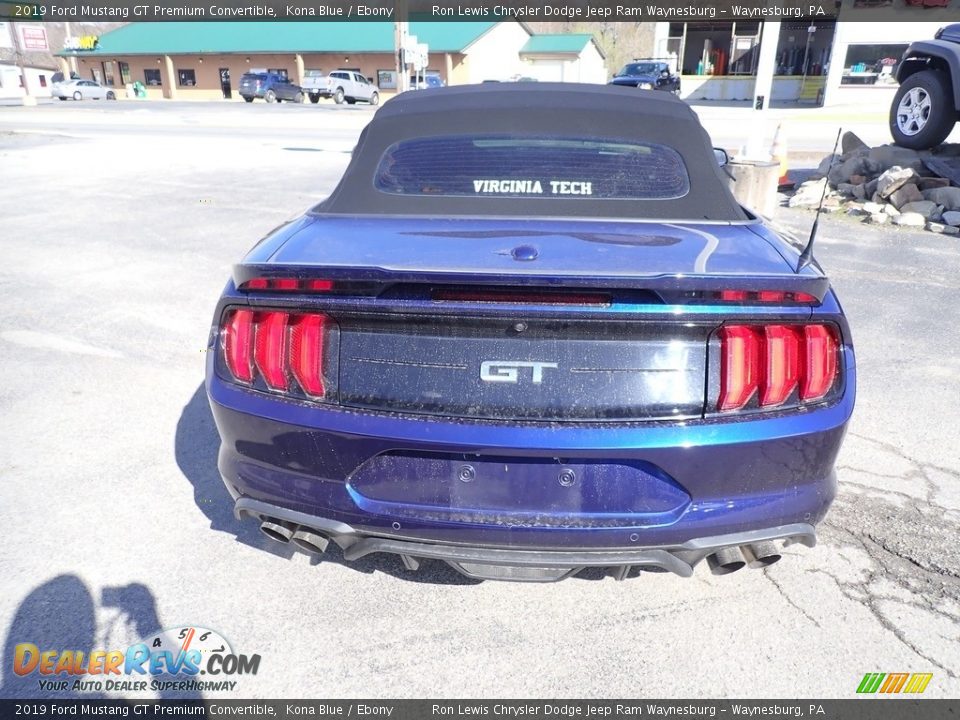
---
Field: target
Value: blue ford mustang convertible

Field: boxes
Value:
[206,84,855,582]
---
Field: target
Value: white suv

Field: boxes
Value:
[322,70,380,106]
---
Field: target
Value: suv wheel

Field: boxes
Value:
[334,87,345,104]
[369,92,379,106]
[265,90,277,104]
[309,94,320,104]
[294,92,304,104]
[890,69,956,149]
[73,91,82,101]
[243,96,254,103]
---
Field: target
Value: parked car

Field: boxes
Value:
[206,84,854,583]
[300,69,327,103]
[411,72,444,90]
[51,79,116,101]
[238,72,304,104]
[314,70,380,105]
[609,61,681,94]
[890,23,960,148]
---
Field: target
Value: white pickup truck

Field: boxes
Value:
[303,69,380,106]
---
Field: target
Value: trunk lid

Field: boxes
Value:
[261,215,816,287]
[240,215,821,422]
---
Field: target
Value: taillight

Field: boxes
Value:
[238,278,335,293]
[220,309,334,399]
[223,309,254,383]
[717,290,818,304]
[290,314,327,396]
[718,323,839,412]
[431,289,611,306]
[801,325,838,401]
[761,325,801,407]
[719,326,761,411]
[253,311,289,391]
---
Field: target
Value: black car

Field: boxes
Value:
[610,61,681,94]
[238,72,304,104]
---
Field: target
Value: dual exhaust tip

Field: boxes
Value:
[707,541,782,575]
[260,519,330,555]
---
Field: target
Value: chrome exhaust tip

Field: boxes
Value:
[260,519,295,544]
[742,541,782,568]
[707,546,746,575]
[291,528,330,555]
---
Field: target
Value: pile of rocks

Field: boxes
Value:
[788,131,960,235]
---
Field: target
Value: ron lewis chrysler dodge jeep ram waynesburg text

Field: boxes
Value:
[205,84,855,583]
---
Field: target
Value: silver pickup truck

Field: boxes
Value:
[303,69,380,106]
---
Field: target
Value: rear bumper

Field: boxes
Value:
[207,354,854,577]
[236,496,816,581]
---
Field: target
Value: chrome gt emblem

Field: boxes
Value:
[480,360,558,384]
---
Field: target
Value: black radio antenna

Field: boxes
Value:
[797,127,843,272]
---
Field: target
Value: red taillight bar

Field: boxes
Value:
[718,323,839,412]
[718,290,818,304]
[431,289,612,306]
[801,325,838,401]
[223,309,254,383]
[719,326,761,411]
[221,309,331,398]
[254,311,289,391]
[239,278,335,292]
[290,314,327,396]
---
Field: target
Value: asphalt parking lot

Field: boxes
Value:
[0,100,958,699]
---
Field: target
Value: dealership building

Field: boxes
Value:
[55,21,607,100]
[53,9,954,107]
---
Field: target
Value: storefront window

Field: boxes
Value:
[682,22,733,75]
[178,69,196,87]
[841,43,907,85]
[119,62,131,85]
[144,69,161,86]
[101,61,115,86]
[775,22,833,77]
[377,70,397,89]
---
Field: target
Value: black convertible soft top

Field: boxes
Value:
[316,83,748,222]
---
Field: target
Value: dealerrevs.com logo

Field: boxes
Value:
[13,626,260,693]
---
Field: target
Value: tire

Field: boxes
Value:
[309,94,320,104]
[294,92,304,104]
[243,96,254,103]
[73,91,82,101]
[334,87,345,104]
[106,91,116,100]
[58,97,66,101]
[889,69,956,150]
[265,90,277,104]
[369,92,379,106]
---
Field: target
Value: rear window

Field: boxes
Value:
[373,135,689,200]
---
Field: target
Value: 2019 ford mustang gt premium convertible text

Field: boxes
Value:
[206,84,855,582]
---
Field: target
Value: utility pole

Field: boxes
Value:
[394,0,409,94]
[9,21,36,105]
[64,21,78,75]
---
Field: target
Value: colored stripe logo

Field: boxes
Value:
[857,673,933,694]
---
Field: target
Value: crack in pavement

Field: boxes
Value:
[818,510,960,679]
[762,567,822,628]
[804,427,960,678]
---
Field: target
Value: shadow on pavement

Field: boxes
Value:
[0,576,201,700]
[176,384,480,585]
